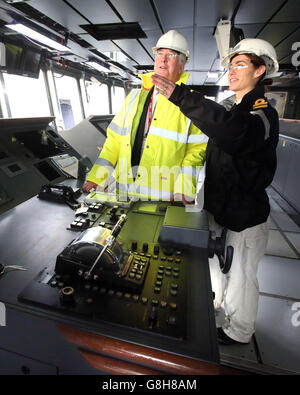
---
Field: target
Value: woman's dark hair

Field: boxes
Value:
[230,53,267,83]
[246,54,267,81]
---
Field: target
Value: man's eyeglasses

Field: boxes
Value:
[155,52,179,59]
[229,64,249,71]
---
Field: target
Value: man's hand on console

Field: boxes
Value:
[82,181,99,193]
[172,193,195,206]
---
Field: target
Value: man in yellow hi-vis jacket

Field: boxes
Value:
[83,30,207,205]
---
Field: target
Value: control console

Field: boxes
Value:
[19,201,190,340]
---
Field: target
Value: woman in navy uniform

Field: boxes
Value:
[152,38,279,345]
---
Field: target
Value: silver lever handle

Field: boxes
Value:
[85,214,127,279]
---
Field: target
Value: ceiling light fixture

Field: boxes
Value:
[86,61,111,73]
[5,23,71,52]
[207,72,219,79]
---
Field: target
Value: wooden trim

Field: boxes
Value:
[56,324,220,375]
[79,349,163,375]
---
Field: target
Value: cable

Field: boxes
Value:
[231,0,242,24]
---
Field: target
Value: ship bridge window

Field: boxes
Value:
[111,86,125,114]
[3,71,51,118]
[54,73,84,130]
[83,80,109,116]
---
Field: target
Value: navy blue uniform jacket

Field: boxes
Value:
[169,83,279,232]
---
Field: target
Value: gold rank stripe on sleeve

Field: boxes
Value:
[253,98,268,109]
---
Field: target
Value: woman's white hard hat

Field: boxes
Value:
[222,38,279,78]
[152,30,190,62]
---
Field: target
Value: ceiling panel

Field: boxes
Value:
[91,40,121,53]
[110,0,159,31]
[193,26,218,70]
[136,28,164,58]
[27,0,88,34]
[275,29,300,62]
[234,0,285,24]
[28,0,119,35]
[64,0,119,25]
[154,0,194,29]
[259,22,300,46]
[113,38,153,65]
[195,0,236,27]
[273,0,300,23]
[235,23,265,39]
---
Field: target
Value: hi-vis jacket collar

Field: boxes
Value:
[138,71,190,90]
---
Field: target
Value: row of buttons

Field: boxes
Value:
[132,252,182,264]
[131,242,183,256]
[128,256,147,281]
[87,203,103,213]
[160,257,181,263]
[83,286,178,309]
[154,264,180,295]
[132,248,182,257]
[50,275,176,308]
[70,218,90,230]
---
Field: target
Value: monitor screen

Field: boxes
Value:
[22,47,42,78]
[2,43,23,74]
[0,41,42,79]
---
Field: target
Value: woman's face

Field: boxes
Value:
[228,54,266,95]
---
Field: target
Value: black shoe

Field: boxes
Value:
[217,328,248,345]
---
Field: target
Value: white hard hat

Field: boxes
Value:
[152,30,190,61]
[222,38,279,78]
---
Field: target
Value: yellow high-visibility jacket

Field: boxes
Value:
[86,72,207,200]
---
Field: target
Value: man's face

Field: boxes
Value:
[154,48,185,83]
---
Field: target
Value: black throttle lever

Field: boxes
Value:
[208,228,233,274]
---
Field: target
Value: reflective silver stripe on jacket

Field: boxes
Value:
[250,110,270,140]
[109,89,140,134]
[108,122,131,136]
[95,158,114,168]
[180,166,198,179]
[116,182,173,200]
[123,89,140,126]
[187,134,209,143]
[185,118,191,135]
[148,126,188,143]
[135,184,172,200]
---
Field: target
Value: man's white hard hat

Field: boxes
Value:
[222,38,279,78]
[152,30,190,62]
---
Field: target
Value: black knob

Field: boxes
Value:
[132,241,137,251]
[142,243,148,253]
[153,245,160,255]
[162,247,173,256]
[167,315,177,326]
[148,306,158,325]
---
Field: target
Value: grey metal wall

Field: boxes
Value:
[272,120,300,213]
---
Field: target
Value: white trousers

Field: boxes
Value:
[208,213,269,343]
